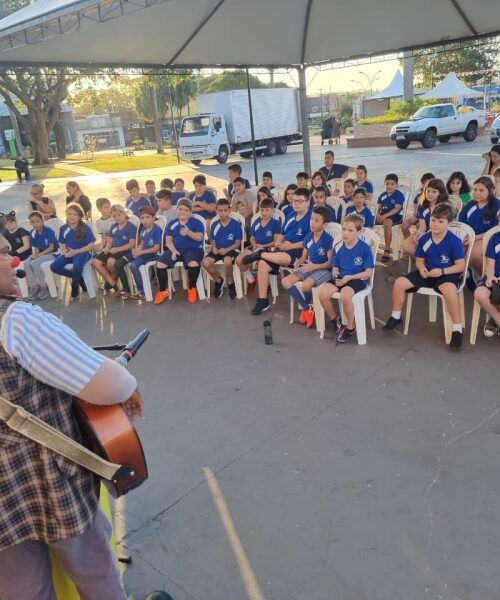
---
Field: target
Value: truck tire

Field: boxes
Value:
[191,159,202,166]
[276,139,287,154]
[240,151,252,159]
[264,140,277,156]
[437,135,451,143]
[463,122,477,142]
[492,138,499,144]
[421,129,436,149]
[216,145,229,164]
[396,139,410,149]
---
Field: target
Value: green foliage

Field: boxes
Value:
[357,98,438,125]
[135,73,197,120]
[69,79,141,116]
[197,70,288,94]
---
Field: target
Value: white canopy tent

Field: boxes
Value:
[421,71,484,99]
[367,71,427,101]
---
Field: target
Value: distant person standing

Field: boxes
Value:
[14,155,31,183]
[321,116,333,146]
[318,150,353,182]
[66,181,92,220]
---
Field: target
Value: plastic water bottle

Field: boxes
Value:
[263,320,273,345]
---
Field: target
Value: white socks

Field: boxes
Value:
[391,310,402,320]
[452,324,462,333]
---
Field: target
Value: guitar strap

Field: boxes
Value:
[0,393,125,483]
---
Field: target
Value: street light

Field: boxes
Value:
[350,79,368,119]
[358,70,383,96]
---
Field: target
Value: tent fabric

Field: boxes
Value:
[0,0,498,67]
[367,71,405,100]
[422,71,483,99]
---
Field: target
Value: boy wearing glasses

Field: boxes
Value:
[243,187,312,315]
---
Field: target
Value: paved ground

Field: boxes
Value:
[1,135,498,600]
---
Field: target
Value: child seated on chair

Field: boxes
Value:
[190,174,217,221]
[282,206,333,328]
[224,164,251,199]
[375,173,405,262]
[473,209,500,338]
[402,173,435,240]
[262,171,275,191]
[172,178,188,205]
[354,165,373,201]
[156,189,177,223]
[296,172,309,189]
[318,213,374,344]
[202,198,243,300]
[494,168,500,199]
[50,203,96,300]
[125,178,151,217]
[95,197,113,251]
[154,199,205,305]
[402,179,449,258]
[160,177,174,190]
[93,205,137,294]
[383,203,466,350]
[311,171,331,196]
[145,179,157,208]
[230,177,255,234]
[24,211,59,300]
[333,178,355,204]
[345,187,374,227]
[279,184,298,217]
[312,186,336,222]
[243,187,312,315]
[4,212,30,262]
[446,171,471,204]
[236,198,281,293]
[127,205,162,300]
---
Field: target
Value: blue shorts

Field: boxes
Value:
[157,248,204,267]
[386,214,403,225]
[295,267,332,286]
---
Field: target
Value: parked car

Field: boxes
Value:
[491,115,500,144]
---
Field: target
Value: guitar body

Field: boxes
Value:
[73,400,148,497]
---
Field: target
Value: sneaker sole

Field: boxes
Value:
[251,305,270,315]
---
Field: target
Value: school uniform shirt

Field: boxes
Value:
[356,180,373,194]
[282,211,311,244]
[345,205,375,228]
[125,196,151,217]
[30,226,59,253]
[210,218,243,249]
[109,221,137,249]
[415,204,432,230]
[59,224,96,250]
[415,230,465,271]
[485,231,500,277]
[315,204,336,223]
[166,217,205,251]
[281,204,295,219]
[458,199,500,235]
[377,189,405,216]
[148,193,158,208]
[319,164,349,180]
[331,239,374,283]
[228,178,251,197]
[250,217,281,245]
[172,190,187,205]
[189,190,217,219]
[5,227,30,261]
[140,223,163,254]
[303,230,333,264]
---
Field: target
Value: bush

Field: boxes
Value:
[357,98,438,125]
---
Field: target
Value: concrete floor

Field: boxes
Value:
[1,135,498,600]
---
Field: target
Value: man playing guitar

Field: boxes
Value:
[0,234,143,600]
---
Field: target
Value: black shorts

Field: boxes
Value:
[205,249,240,262]
[404,270,461,293]
[264,248,303,275]
[94,250,131,264]
[157,248,204,267]
[330,278,367,294]
[477,278,500,304]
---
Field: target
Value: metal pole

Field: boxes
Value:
[245,68,258,186]
[168,71,181,164]
[149,84,164,154]
[319,88,323,118]
[297,65,312,176]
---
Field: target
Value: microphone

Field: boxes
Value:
[115,329,150,367]
[10,256,26,279]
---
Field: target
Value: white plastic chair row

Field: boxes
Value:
[373,189,411,261]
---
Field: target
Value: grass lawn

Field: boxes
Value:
[0,166,81,181]
[65,152,182,172]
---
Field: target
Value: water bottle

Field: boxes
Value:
[263,320,273,345]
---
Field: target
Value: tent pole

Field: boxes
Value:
[245,68,259,186]
[297,65,311,175]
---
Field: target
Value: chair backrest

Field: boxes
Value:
[45,217,64,239]
[206,185,218,197]
[400,190,413,220]
[272,186,286,202]
[479,224,500,276]
[327,178,343,195]
[449,221,476,291]
[447,194,462,220]
[326,222,342,241]
[358,227,380,288]
[155,214,167,230]
[128,214,140,228]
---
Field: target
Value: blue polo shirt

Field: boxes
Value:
[228,178,251,197]
[314,204,336,223]
[59,224,95,249]
[140,223,162,254]
[126,196,151,217]
[250,217,281,245]
[303,230,333,264]
[356,180,373,194]
[458,199,500,235]
[189,190,217,219]
[345,205,374,228]
[5,227,30,261]
[109,221,137,248]
[281,204,295,219]
[377,189,405,216]
[172,190,187,205]
[282,211,311,244]
[30,226,59,253]
[166,217,204,251]
[415,204,432,230]
[210,217,242,249]
[331,239,374,283]
[148,193,158,209]
[485,231,500,277]
[415,230,465,270]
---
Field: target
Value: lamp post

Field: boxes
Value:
[350,79,368,119]
[358,70,382,96]
[106,101,119,156]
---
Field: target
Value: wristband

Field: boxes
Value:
[441,268,445,276]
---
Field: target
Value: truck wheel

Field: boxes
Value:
[265,140,277,156]
[276,139,287,154]
[421,129,436,149]
[492,138,499,144]
[437,135,451,143]
[240,151,252,159]
[191,160,202,166]
[395,140,410,149]
[463,122,477,142]
[216,146,228,164]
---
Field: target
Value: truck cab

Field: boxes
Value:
[179,113,230,165]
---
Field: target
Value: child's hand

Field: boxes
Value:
[427,268,442,278]
[336,275,350,286]
[179,226,188,236]
[279,241,292,251]
[132,248,140,257]
[171,250,179,261]
[486,276,497,287]
[332,189,340,197]
[419,267,429,278]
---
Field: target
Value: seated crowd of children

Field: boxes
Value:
[3,153,500,350]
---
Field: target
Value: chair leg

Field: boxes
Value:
[367,293,375,329]
[196,271,206,300]
[232,266,243,299]
[41,261,58,298]
[404,293,413,335]
[167,269,175,299]
[83,263,97,299]
[270,275,279,304]
[459,291,466,328]
[469,300,481,345]
[353,296,367,345]
[311,287,326,339]
[428,295,437,322]
[442,299,452,345]
[139,264,154,301]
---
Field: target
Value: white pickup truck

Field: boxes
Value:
[390,103,486,149]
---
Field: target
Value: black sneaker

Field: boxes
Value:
[335,325,356,344]
[70,283,80,299]
[228,283,237,299]
[465,270,476,291]
[449,330,462,350]
[242,248,264,265]
[79,277,88,293]
[383,316,402,331]
[251,298,270,315]
[213,277,225,298]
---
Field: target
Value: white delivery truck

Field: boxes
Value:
[179,88,302,165]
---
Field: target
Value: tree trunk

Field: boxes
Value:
[24,106,50,165]
[148,85,164,154]
[53,117,67,160]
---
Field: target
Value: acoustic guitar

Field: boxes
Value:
[73,329,150,498]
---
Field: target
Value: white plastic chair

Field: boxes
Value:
[137,221,167,301]
[311,228,380,345]
[404,222,475,344]
[469,225,500,344]
[327,178,343,196]
[205,213,246,299]
[374,190,410,261]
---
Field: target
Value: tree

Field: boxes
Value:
[198,70,268,94]
[69,79,141,117]
[135,73,197,120]
[413,41,500,87]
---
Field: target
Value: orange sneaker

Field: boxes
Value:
[305,308,315,328]
[299,309,308,324]
[153,290,170,305]
[187,287,197,303]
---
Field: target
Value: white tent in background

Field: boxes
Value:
[422,72,482,99]
[368,71,404,100]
